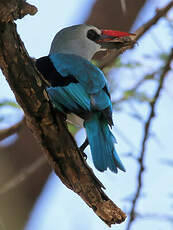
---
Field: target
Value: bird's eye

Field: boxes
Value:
[87,29,100,42]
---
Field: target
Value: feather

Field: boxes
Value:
[84,113,125,173]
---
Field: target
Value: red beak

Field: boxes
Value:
[101,29,135,39]
[97,29,136,49]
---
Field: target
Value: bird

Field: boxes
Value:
[35,24,135,173]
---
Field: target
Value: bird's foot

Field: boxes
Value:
[79,138,89,160]
[80,150,87,160]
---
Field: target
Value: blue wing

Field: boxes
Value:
[49,53,112,115]
[50,53,105,94]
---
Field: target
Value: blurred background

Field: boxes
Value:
[0,0,173,230]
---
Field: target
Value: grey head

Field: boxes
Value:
[49,24,103,60]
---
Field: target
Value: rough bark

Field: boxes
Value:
[0,0,37,22]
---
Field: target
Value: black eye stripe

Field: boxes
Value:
[87,29,100,42]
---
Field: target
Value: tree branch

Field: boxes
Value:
[0,117,24,141]
[0,0,37,22]
[134,1,173,41]
[0,10,126,229]
[99,1,173,69]
[126,48,173,230]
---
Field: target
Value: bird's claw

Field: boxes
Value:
[79,138,89,160]
[80,149,87,160]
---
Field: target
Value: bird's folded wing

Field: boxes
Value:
[50,53,106,94]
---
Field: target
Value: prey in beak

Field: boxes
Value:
[97,29,136,50]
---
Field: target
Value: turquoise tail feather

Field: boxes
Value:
[84,113,125,173]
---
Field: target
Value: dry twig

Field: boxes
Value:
[126,48,173,230]
[99,1,173,69]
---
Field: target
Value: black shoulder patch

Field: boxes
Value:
[35,56,78,87]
